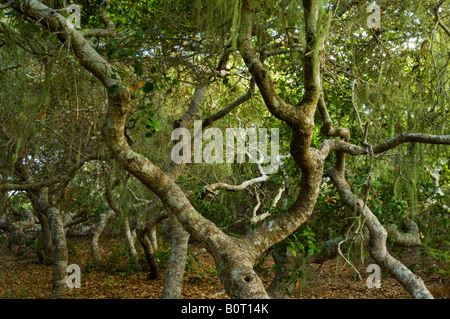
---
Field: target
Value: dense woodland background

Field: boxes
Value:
[0,0,449,299]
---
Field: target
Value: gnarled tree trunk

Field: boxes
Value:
[137,227,160,279]
[37,212,54,264]
[0,209,36,251]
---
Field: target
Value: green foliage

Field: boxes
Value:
[191,187,234,229]
[369,196,408,224]
[103,242,143,274]
[275,226,320,260]
[423,247,449,275]
[185,254,204,277]
[67,241,79,257]
[154,247,171,267]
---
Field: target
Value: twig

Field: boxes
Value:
[337,230,362,280]
[434,0,450,37]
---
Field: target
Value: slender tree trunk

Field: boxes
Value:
[137,228,159,279]
[90,209,115,265]
[161,217,190,299]
[47,207,68,299]
[124,216,137,260]
[148,227,158,250]
[32,187,69,299]
[136,210,167,279]
[37,212,54,264]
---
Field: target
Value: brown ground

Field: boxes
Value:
[0,236,448,299]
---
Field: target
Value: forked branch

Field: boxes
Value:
[322,132,450,157]
[80,0,116,38]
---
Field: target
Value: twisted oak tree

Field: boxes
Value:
[2,0,449,298]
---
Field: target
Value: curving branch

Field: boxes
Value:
[372,132,450,153]
[433,0,450,37]
[80,0,115,38]
[250,184,285,224]
[237,1,298,125]
[0,176,68,192]
[202,79,255,129]
[322,132,450,157]
[385,218,422,247]
[206,175,269,194]
[237,0,328,259]
[317,93,350,141]
[0,152,107,192]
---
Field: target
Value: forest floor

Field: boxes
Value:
[0,236,448,299]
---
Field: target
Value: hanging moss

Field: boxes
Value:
[230,0,242,50]
[393,160,401,200]
[406,141,418,217]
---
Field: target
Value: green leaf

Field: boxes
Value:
[288,247,297,257]
[150,66,157,74]
[143,81,154,93]
[226,232,242,238]
[143,117,161,132]
[205,268,218,274]
[153,120,161,131]
[134,59,143,76]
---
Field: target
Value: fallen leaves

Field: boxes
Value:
[0,238,448,299]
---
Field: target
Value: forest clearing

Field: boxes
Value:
[0,233,448,299]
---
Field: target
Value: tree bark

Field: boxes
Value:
[136,209,168,279]
[37,212,54,264]
[385,218,421,247]
[90,209,115,265]
[266,250,297,299]
[161,217,190,298]
[124,216,137,260]
[148,227,158,250]
[46,206,69,299]
[136,228,160,279]
[0,209,36,251]
[32,187,69,299]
